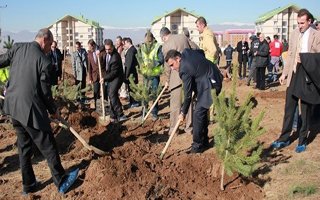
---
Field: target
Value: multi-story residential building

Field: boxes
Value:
[151,8,200,44]
[255,4,300,42]
[223,29,255,48]
[48,15,103,53]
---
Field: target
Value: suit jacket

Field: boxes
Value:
[236,41,249,62]
[255,40,270,68]
[179,49,221,115]
[87,50,106,83]
[283,27,320,87]
[47,48,63,85]
[101,48,124,83]
[72,48,88,81]
[124,45,138,83]
[292,53,320,104]
[0,42,57,131]
[162,34,194,90]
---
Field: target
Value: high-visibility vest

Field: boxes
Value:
[0,67,9,83]
[140,42,161,67]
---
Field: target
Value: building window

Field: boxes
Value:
[282,21,287,27]
[282,35,286,40]
[171,24,178,31]
[80,35,83,38]
[282,28,287,33]
[293,24,297,29]
[69,30,73,34]
[88,35,92,39]
[88,28,92,32]
[274,21,278,25]
[75,32,79,37]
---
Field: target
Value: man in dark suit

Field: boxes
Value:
[236,38,249,79]
[0,28,78,194]
[100,39,127,122]
[47,41,63,85]
[123,37,139,107]
[165,49,221,153]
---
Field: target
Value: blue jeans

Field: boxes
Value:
[150,76,160,116]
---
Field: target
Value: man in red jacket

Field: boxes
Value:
[268,35,283,82]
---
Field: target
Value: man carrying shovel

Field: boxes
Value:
[0,28,79,195]
[165,49,222,153]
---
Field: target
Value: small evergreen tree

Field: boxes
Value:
[3,35,14,50]
[129,30,163,122]
[52,80,91,101]
[212,68,265,190]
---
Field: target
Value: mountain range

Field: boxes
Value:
[0,23,254,51]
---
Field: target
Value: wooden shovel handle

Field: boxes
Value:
[58,118,107,155]
[142,85,167,123]
[159,118,182,159]
[97,55,106,119]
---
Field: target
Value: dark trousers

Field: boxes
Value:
[150,76,160,116]
[92,81,108,107]
[93,81,100,108]
[238,61,247,78]
[12,119,65,191]
[127,73,138,105]
[108,78,124,119]
[192,106,209,149]
[256,67,266,90]
[278,73,310,145]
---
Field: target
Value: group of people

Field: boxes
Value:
[0,7,319,196]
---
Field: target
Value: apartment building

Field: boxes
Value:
[48,15,103,53]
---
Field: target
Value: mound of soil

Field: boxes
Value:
[80,137,264,200]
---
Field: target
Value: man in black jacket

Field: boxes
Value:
[236,38,249,79]
[101,39,127,122]
[0,28,78,194]
[165,49,222,153]
[47,41,63,85]
[123,37,139,107]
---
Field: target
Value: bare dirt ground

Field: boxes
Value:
[0,60,320,200]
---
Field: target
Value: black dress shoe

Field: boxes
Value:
[22,181,39,196]
[187,147,204,154]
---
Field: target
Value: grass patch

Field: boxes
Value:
[289,184,317,197]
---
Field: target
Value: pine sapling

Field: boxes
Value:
[212,68,265,190]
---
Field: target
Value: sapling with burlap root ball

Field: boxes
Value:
[212,68,265,191]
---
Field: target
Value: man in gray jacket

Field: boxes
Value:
[72,41,88,102]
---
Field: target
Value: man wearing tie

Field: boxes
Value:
[271,9,320,153]
[100,39,127,122]
[48,41,63,85]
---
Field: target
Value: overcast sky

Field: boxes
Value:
[0,0,319,32]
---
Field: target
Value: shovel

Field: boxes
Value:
[57,118,107,156]
[141,84,167,124]
[159,118,182,160]
[97,54,109,126]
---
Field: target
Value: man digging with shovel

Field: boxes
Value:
[164,49,222,154]
[0,28,79,195]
